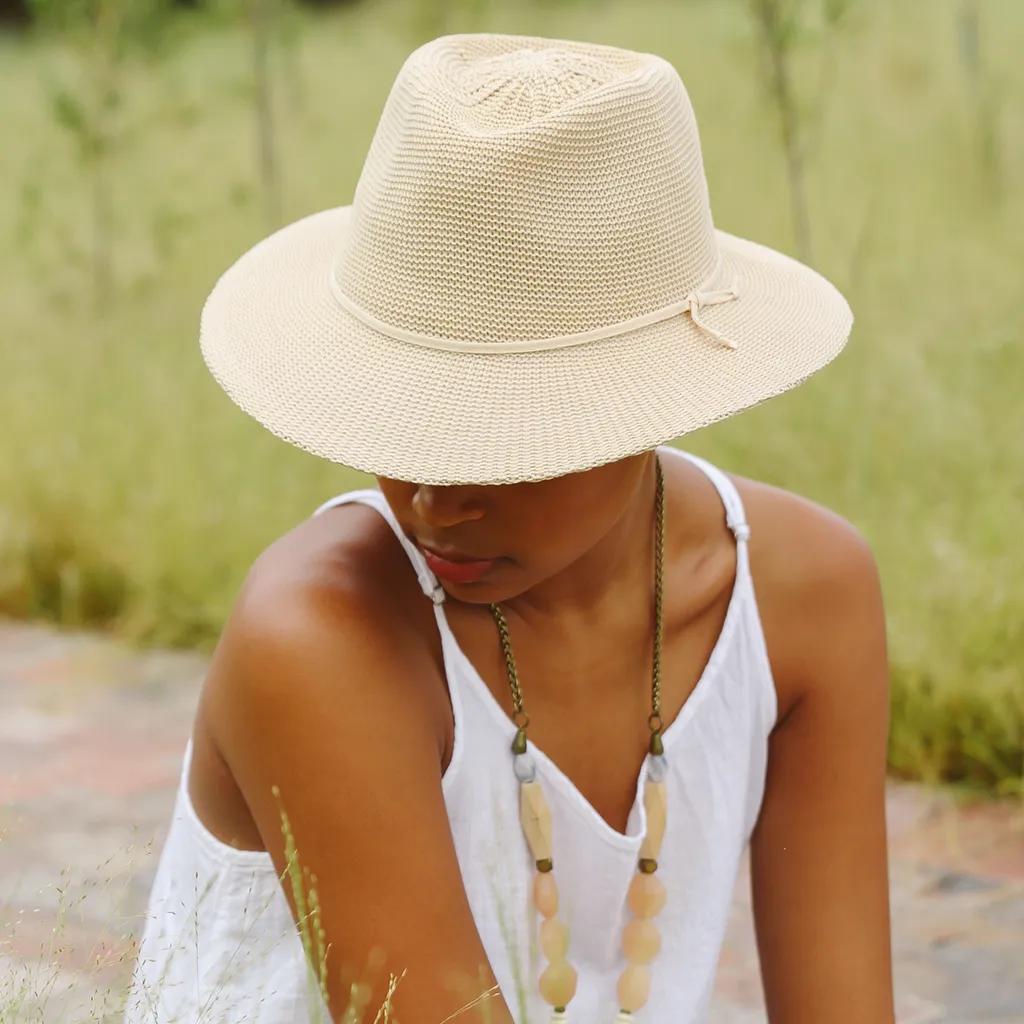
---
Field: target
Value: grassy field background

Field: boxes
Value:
[0,0,1021,792]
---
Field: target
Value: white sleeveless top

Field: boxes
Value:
[123,448,777,1024]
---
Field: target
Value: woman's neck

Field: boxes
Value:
[502,451,661,631]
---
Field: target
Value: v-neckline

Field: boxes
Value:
[432,449,748,849]
[438,580,743,849]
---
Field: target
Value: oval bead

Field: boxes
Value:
[627,872,667,918]
[538,960,578,1008]
[617,963,651,1012]
[534,871,559,918]
[521,780,553,862]
[640,780,667,861]
[539,916,570,962]
[621,916,661,964]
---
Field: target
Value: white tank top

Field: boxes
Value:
[123,447,777,1024]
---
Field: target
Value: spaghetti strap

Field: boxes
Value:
[313,489,447,604]
[661,447,750,544]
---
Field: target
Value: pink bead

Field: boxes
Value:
[617,963,651,1012]
[627,872,667,918]
[534,871,559,919]
[538,960,578,1008]
[621,916,662,964]
[539,916,569,962]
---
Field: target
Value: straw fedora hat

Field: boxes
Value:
[200,33,852,485]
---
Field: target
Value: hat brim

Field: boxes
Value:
[200,206,852,485]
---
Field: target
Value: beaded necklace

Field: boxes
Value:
[487,455,668,1024]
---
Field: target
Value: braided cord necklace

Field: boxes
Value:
[488,455,668,1023]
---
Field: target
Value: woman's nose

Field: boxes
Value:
[411,486,485,528]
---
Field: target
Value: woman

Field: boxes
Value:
[125,32,894,1024]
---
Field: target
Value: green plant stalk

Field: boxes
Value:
[248,0,281,231]
[273,784,332,1021]
[957,0,1002,195]
[749,0,813,264]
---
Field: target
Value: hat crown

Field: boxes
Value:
[333,34,720,345]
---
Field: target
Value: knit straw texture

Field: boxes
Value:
[200,33,853,485]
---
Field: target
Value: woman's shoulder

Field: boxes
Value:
[202,500,453,782]
[734,474,876,586]
[247,499,414,610]
[663,451,877,613]
[227,496,448,650]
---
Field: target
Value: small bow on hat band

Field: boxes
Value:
[679,288,740,350]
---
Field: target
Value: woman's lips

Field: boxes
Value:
[419,546,499,584]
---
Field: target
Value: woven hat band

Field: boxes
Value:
[328,258,741,353]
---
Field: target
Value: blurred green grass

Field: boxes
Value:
[0,0,1021,791]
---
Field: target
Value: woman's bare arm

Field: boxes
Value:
[747,486,895,1023]
[203,537,514,1024]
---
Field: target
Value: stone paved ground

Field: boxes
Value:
[0,619,1021,1023]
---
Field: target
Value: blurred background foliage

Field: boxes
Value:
[0,0,1021,794]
